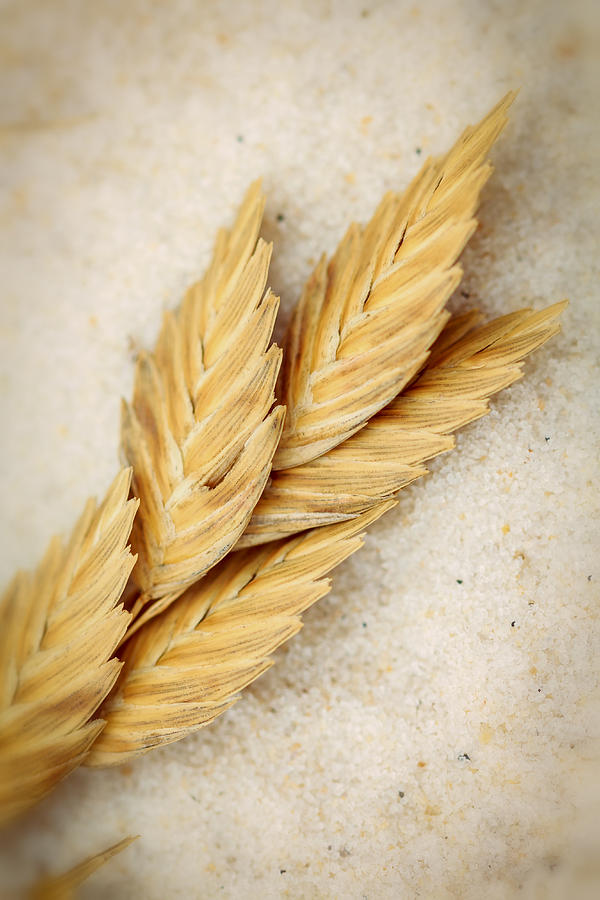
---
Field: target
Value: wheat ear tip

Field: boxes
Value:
[28,835,138,899]
[271,93,519,472]
[242,299,566,545]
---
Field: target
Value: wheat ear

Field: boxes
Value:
[0,470,137,826]
[240,301,567,544]
[28,835,137,900]
[272,92,516,471]
[86,502,394,766]
[123,180,284,633]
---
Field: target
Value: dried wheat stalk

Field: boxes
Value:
[86,502,393,766]
[124,180,284,633]
[0,96,563,824]
[240,301,567,544]
[29,835,137,900]
[0,470,137,826]
[272,92,516,471]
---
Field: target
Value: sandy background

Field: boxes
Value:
[0,0,598,897]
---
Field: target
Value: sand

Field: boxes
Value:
[0,1,598,897]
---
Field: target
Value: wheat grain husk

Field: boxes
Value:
[122,181,284,632]
[86,502,393,766]
[240,301,567,544]
[0,470,137,826]
[272,92,516,471]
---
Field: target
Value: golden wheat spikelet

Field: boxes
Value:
[123,180,285,633]
[272,92,516,471]
[0,470,137,826]
[86,502,393,767]
[28,835,137,900]
[240,301,567,544]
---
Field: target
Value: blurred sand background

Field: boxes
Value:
[0,0,598,897]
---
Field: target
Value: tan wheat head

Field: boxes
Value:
[123,180,284,634]
[86,502,394,766]
[240,302,567,544]
[0,470,137,826]
[0,93,568,831]
[272,92,516,471]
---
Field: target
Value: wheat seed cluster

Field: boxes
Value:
[0,92,566,885]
